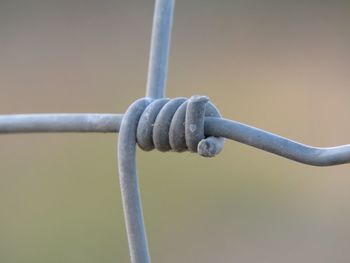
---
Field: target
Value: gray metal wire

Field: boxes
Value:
[1,113,350,166]
[146,0,175,99]
[118,1,175,262]
[1,0,349,263]
[118,99,153,263]
[0,114,123,133]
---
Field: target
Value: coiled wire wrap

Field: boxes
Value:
[136,96,224,157]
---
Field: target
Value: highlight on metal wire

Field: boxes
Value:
[1,0,349,263]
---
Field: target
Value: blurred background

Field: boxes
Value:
[1,0,350,262]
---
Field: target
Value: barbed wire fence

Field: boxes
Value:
[1,0,350,262]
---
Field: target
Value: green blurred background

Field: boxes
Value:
[1,0,350,262]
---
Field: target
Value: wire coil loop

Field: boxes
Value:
[133,95,224,157]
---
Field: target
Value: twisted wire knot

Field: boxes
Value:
[125,95,224,157]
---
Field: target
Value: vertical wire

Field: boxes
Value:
[146,0,175,99]
[118,99,153,263]
[118,1,175,262]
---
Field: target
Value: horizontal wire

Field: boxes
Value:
[0,114,123,133]
[0,113,349,166]
[205,117,350,166]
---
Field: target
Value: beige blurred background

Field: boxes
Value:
[1,0,350,262]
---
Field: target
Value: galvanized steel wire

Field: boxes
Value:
[118,1,176,262]
[1,0,350,263]
[0,114,123,133]
[1,113,350,166]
